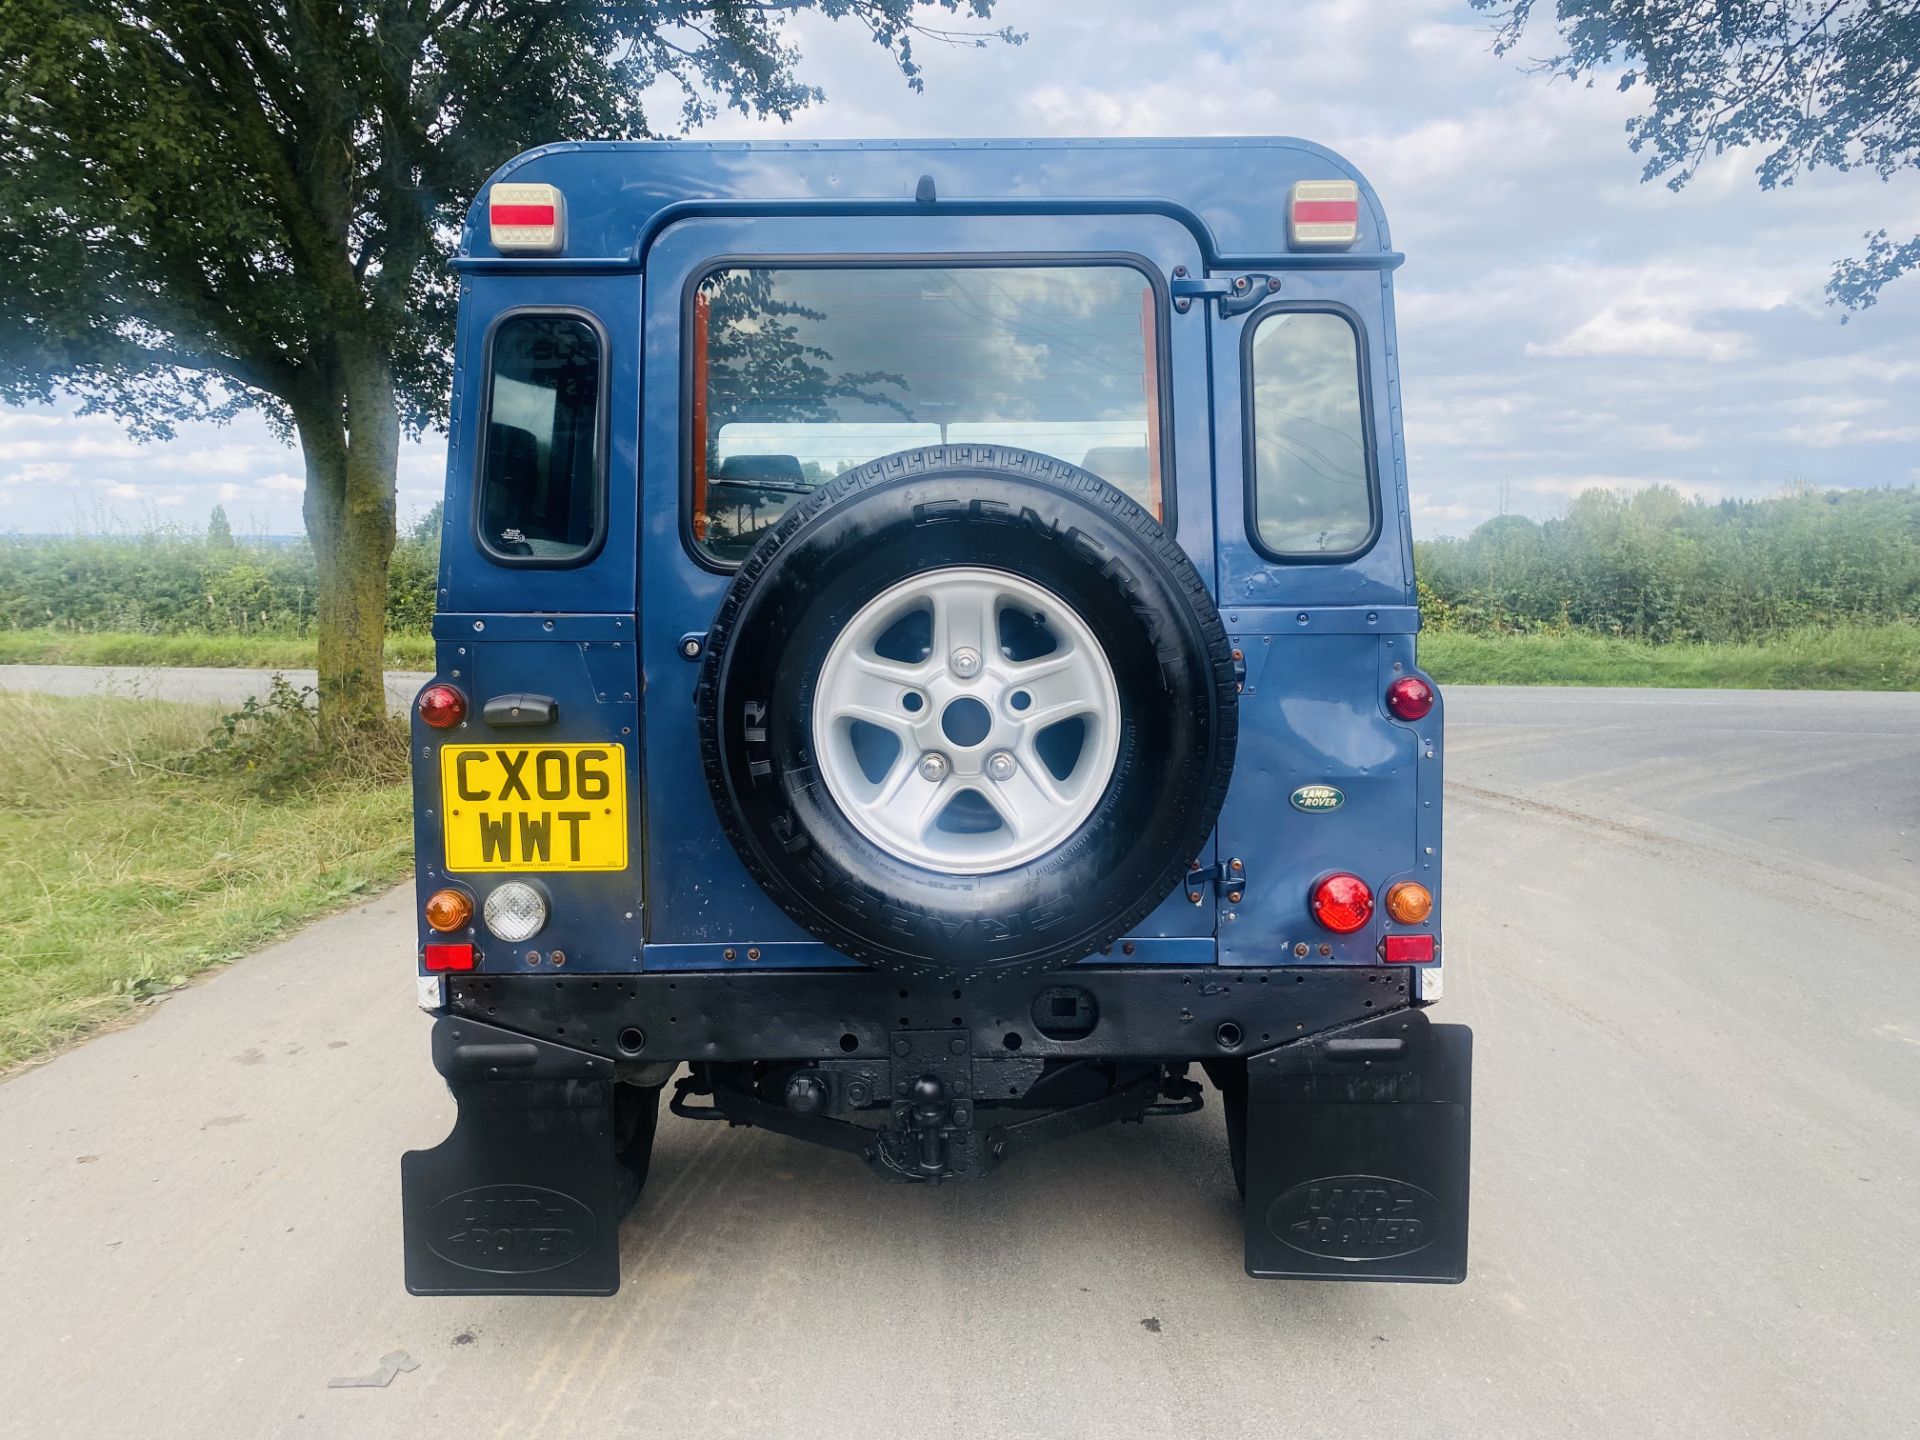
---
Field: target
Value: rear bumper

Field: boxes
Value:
[403,965,1469,1295]
[438,963,1415,1063]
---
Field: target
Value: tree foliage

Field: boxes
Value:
[1417,483,1920,642]
[1473,0,1920,309]
[0,0,1013,729]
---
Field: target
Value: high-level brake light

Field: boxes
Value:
[489,182,566,254]
[1386,675,1435,721]
[416,683,466,729]
[1289,179,1360,249]
[1310,872,1373,933]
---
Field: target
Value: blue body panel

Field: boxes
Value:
[413,137,1441,979]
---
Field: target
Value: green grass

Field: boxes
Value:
[5,623,1916,691]
[1419,622,1920,690]
[0,693,413,1070]
[0,629,436,669]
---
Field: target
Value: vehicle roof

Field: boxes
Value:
[463,136,1393,265]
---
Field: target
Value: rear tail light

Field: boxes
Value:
[1310,872,1373,933]
[483,881,548,942]
[1385,881,1432,924]
[416,683,466,729]
[1386,675,1435,721]
[423,942,476,972]
[1288,179,1360,249]
[488,182,565,254]
[1383,934,1434,964]
[424,888,473,933]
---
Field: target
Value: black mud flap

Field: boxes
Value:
[401,1016,621,1296]
[1243,1008,1471,1283]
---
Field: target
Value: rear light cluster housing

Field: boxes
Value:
[1309,875,1436,962]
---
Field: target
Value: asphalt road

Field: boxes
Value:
[1,683,1916,1439]
[0,663,431,712]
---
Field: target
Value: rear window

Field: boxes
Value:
[1246,309,1374,558]
[690,264,1166,563]
[477,313,603,564]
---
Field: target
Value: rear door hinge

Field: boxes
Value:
[1185,858,1250,905]
[1172,271,1282,317]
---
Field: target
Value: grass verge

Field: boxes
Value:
[0,692,412,1071]
[0,629,436,669]
[1419,622,1920,690]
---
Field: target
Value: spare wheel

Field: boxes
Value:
[697,446,1237,979]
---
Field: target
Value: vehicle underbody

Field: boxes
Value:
[403,965,1469,1294]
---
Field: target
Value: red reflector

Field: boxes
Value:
[490,203,555,227]
[416,683,466,729]
[1386,674,1435,721]
[1310,872,1373,934]
[1292,199,1358,224]
[423,943,475,973]
[1384,934,1434,964]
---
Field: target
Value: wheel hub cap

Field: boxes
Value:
[812,566,1122,874]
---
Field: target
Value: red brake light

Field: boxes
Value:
[1386,675,1435,721]
[423,942,475,972]
[1288,179,1360,249]
[1383,934,1434,964]
[417,683,466,729]
[488,182,565,254]
[1310,873,1373,934]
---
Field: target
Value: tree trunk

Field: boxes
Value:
[298,342,399,740]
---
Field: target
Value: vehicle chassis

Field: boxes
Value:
[403,965,1469,1294]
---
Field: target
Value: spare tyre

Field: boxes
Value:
[697,446,1236,978]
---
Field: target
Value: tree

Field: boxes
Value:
[206,504,235,550]
[0,1,1014,735]
[1473,1,1920,311]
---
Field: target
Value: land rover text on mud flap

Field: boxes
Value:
[401,138,1470,1295]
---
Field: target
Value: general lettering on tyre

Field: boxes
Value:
[911,498,1178,662]
[742,700,771,782]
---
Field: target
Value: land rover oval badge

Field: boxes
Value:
[1290,784,1345,813]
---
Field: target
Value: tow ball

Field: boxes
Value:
[886,1073,972,1183]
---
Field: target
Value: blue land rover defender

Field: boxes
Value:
[401,138,1470,1295]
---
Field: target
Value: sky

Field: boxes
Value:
[2,0,1916,540]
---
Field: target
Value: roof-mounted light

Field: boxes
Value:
[1288,179,1359,250]
[488,182,566,255]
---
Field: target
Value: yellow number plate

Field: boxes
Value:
[439,743,628,872]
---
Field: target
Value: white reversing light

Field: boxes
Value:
[483,881,548,942]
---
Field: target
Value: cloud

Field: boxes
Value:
[1529,310,1752,362]
[3,0,1918,540]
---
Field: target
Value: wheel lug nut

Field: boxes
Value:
[986,751,1016,781]
[919,752,950,782]
[951,647,981,678]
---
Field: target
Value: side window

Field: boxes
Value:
[477,314,603,564]
[1246,310,1374,558]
